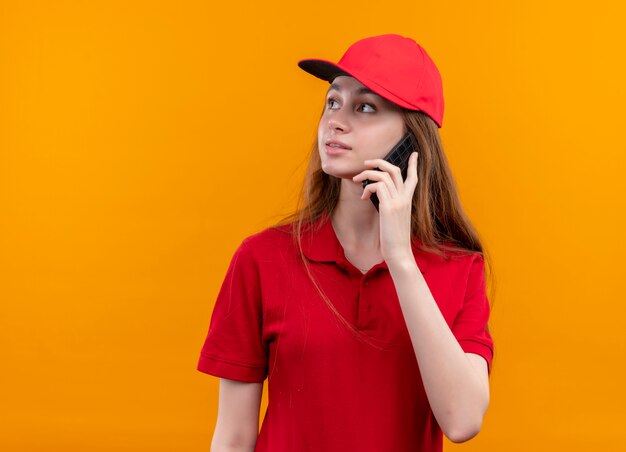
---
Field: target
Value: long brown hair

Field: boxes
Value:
[270,107,496,351]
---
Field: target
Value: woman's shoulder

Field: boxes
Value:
[239,221,297,255]
[419,239,484,275]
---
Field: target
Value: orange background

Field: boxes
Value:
[1,1,625,450]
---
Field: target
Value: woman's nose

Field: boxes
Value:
[328,109,350,132]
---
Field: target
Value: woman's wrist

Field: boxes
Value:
[385,250,418,273]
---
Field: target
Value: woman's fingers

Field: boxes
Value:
[352,169,398,197]
[361,180,391,203]
[353,152,419,198]
[362,159,404,189]
[404,152,419,194]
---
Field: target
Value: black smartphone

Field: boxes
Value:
[361,131,418,211]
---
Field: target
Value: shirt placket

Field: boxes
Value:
[357,274,376,330]
[336,256,387,331]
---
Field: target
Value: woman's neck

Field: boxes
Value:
[330,178,381,251]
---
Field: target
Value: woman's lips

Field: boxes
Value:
[324,144,350,155]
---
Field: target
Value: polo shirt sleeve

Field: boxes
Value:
[196,239,268,383]
[451,253,495,374]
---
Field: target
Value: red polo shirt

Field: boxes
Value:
[197,214,494,451]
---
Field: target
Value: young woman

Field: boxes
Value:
[197,34,495,452]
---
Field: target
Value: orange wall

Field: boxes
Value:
[1,1,625,451]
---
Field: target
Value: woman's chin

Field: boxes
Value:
[321,167,357,180]
[320,161,359,179]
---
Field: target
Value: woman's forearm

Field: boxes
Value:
[387,256,490,442]
[210,443,256,452]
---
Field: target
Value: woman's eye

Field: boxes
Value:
[326,98,376,113]
[327,98,339,109]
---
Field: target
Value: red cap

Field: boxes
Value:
[298,34,444,128]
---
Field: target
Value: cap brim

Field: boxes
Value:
[297,59,350,82]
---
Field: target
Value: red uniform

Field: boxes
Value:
[197,213,494,451]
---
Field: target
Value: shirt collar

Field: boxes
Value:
[300,214,430,274]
